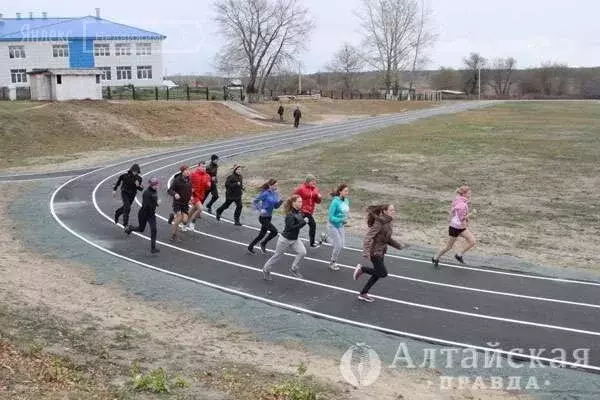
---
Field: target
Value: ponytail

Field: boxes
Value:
[260,178,277,191]
[366,204,390,227]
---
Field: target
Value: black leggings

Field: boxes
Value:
[305,213,317,245]
[204,182,219,209]
[130,209,157,250]
[249,216,278,248]
[360,256,388,294]
[216,198,243,222]
[115,191,136,226]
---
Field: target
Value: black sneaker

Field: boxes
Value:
[259,244,267,254]
[234,221,242,226]
[124,226,132,235]
[114,213,119,224]
[167,213,174,225]
[432,257,439,268]
[455,254,465,264]
[215,211,221,221]
[206,207,212,214]
[310,243,320,248]
[247,245,255,254]
[151,248,160,254]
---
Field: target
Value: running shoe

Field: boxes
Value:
[353,264,363,280]
[455,254,465,264]
[358,294,374,303]
[329,261,340,271]
[289,267,303,279]
[432,257,439,268]
[151,248,160,254]
[262,268,272,281]
[259,244,267,254]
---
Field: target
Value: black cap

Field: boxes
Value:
[211,154,219,161]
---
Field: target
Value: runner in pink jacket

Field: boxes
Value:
[432,185,477,267]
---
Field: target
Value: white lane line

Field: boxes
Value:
[51,174,600,373]
[92,171,600,337]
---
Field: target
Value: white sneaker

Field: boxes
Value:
[329,261,340,271]
[187,222,195,231]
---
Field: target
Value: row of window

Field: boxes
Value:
[8,43,153,59]
[9,66,153,83]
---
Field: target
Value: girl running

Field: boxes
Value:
[432,185,477,267]
[353,204,406,302]
[125,177,160,253]
[113,163,143,227]
[248,179,283,254]
[327,184,350,271]
[262,195,308,280]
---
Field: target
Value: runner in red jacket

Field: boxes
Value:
[186,161,212,231]
[293,174,322,247]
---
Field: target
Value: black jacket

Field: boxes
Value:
[224,172,244,199]
[141,187,159,214]
[168,173,192,204]
[206,161,218,184]
[113,172,143,195]
[293,109,301,119]
[282,209,306,240]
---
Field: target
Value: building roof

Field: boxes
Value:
[0,15,166,41]
[27,68,103,75]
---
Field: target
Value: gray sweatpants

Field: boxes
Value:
[328,223,345,262]
[263,234,307,272]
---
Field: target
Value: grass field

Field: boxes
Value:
[248,99,439,123]
[240,101,600,271]
[0,100,269,170]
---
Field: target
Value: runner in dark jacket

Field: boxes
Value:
[125,177,160,253]
[167,165,192,241]
[293,107,301,128]
[113,163,143,227]
[204,154,220,213]
[215,164,244,226]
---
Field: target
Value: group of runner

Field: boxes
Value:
[113,158,476,302]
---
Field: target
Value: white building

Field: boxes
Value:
[0,9,166,90]
[28,68,103,101]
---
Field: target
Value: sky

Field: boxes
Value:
[2,0,600,75]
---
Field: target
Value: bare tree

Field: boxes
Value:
[431,67,463,90]
[536,61,569,96]
[463,52,486,96]
[357,0,419,94]
[327,43,365,91]
[408,0,436,97]
[214,0,314,96]
[487,57,517,96]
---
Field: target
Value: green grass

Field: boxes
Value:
[241,101,600,270]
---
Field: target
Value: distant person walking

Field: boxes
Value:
[248,179,283,254]
[277,104,284,121]
[262,194,308,280]
[187,161,212,231]
[353,204,406,302]
[293,106,302,128]
[204,154,220,214]
[125,177,160,253]
[432,185,477,267]
[216,164,245,226]
[167,165,192,242]
[327,184,350,271]
[113,163,143,227]
[293,174,322,247]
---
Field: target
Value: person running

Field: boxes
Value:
[432,185,477,267]
[327,184,350,271]
[293,174,322,247]
[124,177,161,253]
[167,165,192,242]
[186,161,212,231]
[248,179,283,254]
[353,204,406,302]
[262,194,308,280]
[113,163,143,227]
[216,164,244,226]
[204,154,220,214]
[293,106,301,128]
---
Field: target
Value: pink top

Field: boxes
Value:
[449,195,469,229]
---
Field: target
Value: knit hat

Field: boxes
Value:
[148,177,159,187]
[305,174,316,183]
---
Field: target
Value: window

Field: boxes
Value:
[9,46,26,59]
[56,75,62,84]
[94,43,110,56]
[96,75,101,84]
[137,66,152,80]
[98,67,111,81]
[115,43,131,56]
[136,43,151,55]
[10,69,27,83]
[52,44,69,57]
[116,66,132,80]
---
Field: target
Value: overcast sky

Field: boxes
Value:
[3,0,599,75]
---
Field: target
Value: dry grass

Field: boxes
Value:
[241,101,600,271]
[0,100,269,169]
[248,99,439,123]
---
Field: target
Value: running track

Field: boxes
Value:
[49,101,600,372]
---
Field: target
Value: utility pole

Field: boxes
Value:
[298,61,302,95]
[478,64,481,100]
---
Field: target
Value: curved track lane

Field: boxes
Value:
[50,102,600,373]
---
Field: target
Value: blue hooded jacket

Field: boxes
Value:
[252,189,283,217]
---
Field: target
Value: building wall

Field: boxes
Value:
[29,73,52,100]
[53,74,102,100]
[0,39,163,88]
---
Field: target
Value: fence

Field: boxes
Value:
[102,85,230,101]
